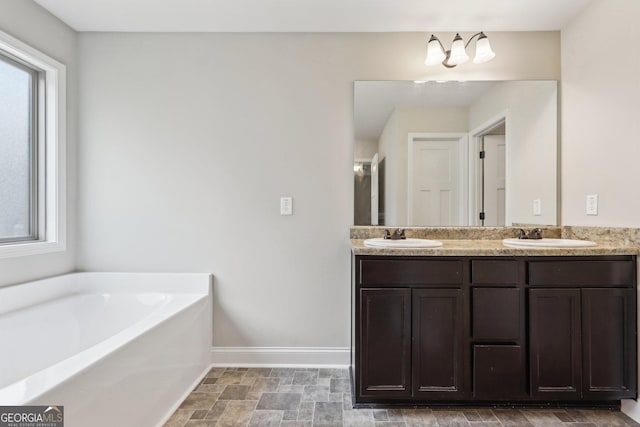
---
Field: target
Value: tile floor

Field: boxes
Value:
[164,367,639,427]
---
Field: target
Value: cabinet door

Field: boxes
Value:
[413,288,465,399]
[529,289,582,399]
[582,288,637,399]
[359,288,411,397]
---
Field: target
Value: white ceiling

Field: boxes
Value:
[33,0,593,32]
[354,81,497,141]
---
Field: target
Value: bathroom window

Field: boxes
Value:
[0,54,37,242]
[0,30,66,258]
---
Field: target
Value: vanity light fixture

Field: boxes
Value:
[425,32,495,68]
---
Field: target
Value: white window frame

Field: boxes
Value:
[0,30,66,258]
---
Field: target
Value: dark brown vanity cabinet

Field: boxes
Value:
[529,259,637,401]
[352,255,637,405]
[354,258,466,402]
[357,287,465,400]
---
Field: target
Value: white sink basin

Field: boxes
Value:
[502,238,597,248]
[364,238,443,249]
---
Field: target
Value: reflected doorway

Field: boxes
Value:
[354,156,385,226]
[353,161,372,225]
[475,121,506,226]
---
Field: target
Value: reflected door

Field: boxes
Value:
[482,135,506,226]
[409,139,461,226]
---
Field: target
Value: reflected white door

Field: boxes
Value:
[409,140,460,226]
[371,153,379,225]
[483,135,506,226]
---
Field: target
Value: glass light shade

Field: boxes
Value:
[447,33,469,66]
[425,35,446,66]
[473,34,496,64]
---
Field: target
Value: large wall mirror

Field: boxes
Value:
[354,80,558,227]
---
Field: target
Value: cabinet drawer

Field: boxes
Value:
[359,259,462,286]
[529,260,635,286]
[472,287,521,341]
[472,260,519,284]
[474,345,525,399]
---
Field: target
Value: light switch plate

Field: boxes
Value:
[586,194,598,215]
[280,197,293,215]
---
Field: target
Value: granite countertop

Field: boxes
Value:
[351,238,640,257]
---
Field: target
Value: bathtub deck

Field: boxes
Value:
[164,367,640,427]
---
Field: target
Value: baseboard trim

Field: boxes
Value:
[622,399,640,423]
[210,346,350,367]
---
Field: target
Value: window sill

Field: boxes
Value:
[0,240,66,259]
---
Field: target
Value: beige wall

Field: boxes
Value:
[76,31,559,354]
[561,0,640,227]
[0,0,76,287]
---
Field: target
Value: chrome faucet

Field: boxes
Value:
[384,228,406,240]
[517,228,543,240]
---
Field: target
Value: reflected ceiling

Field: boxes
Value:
[355,81,497,141]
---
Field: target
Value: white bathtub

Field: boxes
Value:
[0,272,212,427]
